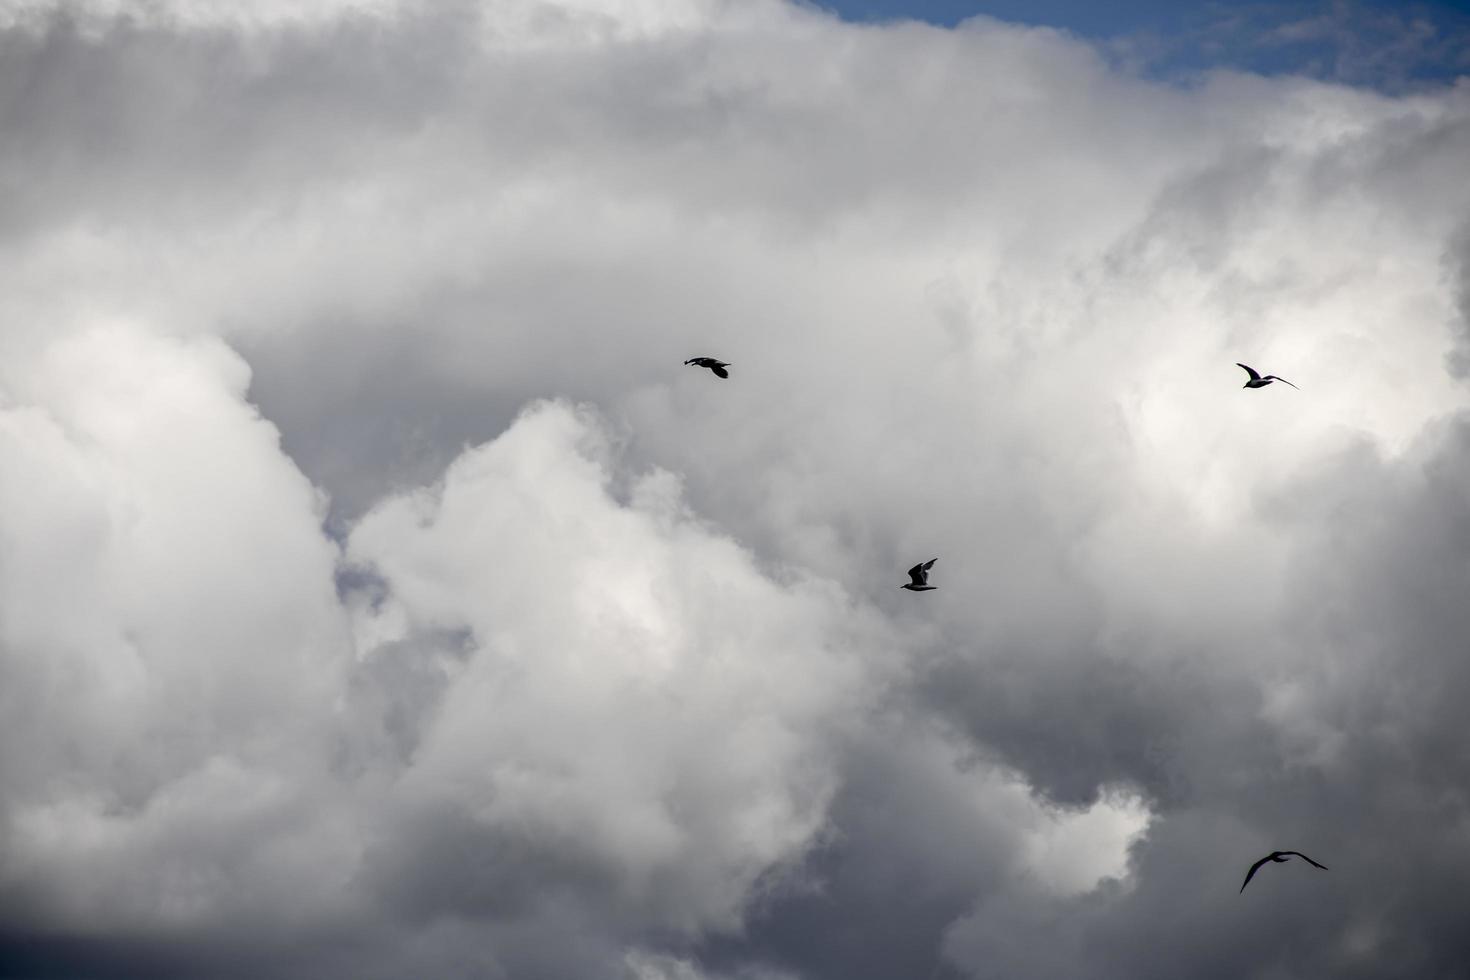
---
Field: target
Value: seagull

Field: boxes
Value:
[1239,850,1328,892]
[685,357,731,379]
[1237,363,1298,390]
[901,558,938,592]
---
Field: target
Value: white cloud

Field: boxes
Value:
[2,1,1470,977]
[1018,790,1150,896]
[0,0,410,34]
[0,325,355,930]
[347,399,892,935]
[624,948,802,980]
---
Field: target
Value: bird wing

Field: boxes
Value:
[1264,376,1299,389]
[907,559,937,585]
[1282,851,1327,870]
[711,365,729,378]
[1240,855,1272,893]
[1237,363,1262,381]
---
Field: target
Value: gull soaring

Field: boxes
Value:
[1239,851,1328,892]
[685,357,731,379]
[1237,363,1298,390]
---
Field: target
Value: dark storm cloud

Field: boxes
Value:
[937,417,1470,979]
[720,417,1470,980]
[3,2,1470,979]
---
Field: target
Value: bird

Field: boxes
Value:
[685,357,730,379]
[1239,850,1328,892]
[901,559,938,591]
[1237,363,1298,389]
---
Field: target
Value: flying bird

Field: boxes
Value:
[902,558,938,592]
[1237,363,1298,389]
[1239,850,1328,892]
[685,357,730,379]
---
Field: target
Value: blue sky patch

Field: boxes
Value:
[815,0,1470,89]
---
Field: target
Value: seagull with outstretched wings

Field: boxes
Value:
[685,357,731,379]
[1237,363,1298,390]
[1240,850,1328,892]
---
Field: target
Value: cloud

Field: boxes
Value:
[928,412,1470,980]
[0,333,899,974]
[2,1,1470,977]
[0,325,354,936]
[345,399,891,941]
[0,0,412,34]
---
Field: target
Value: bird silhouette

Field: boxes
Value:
[685,357,730,379]
[1239,850,1328,892]
[1237,363,1298,389]
[902,559,938,591]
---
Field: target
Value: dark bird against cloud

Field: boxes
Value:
[902,558,938,591]
[1237,362,1299,389]
[1239,850,1329,892]
[685,356,730,378]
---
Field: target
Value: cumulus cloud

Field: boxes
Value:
[345,400,890,939]
[2,0,1469,977]
[0,325,354,935]
[0,340,900,975]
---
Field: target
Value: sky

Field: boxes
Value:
[826,0,1470,31]
[825,0,1470,87]
[0,1,1468,978]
